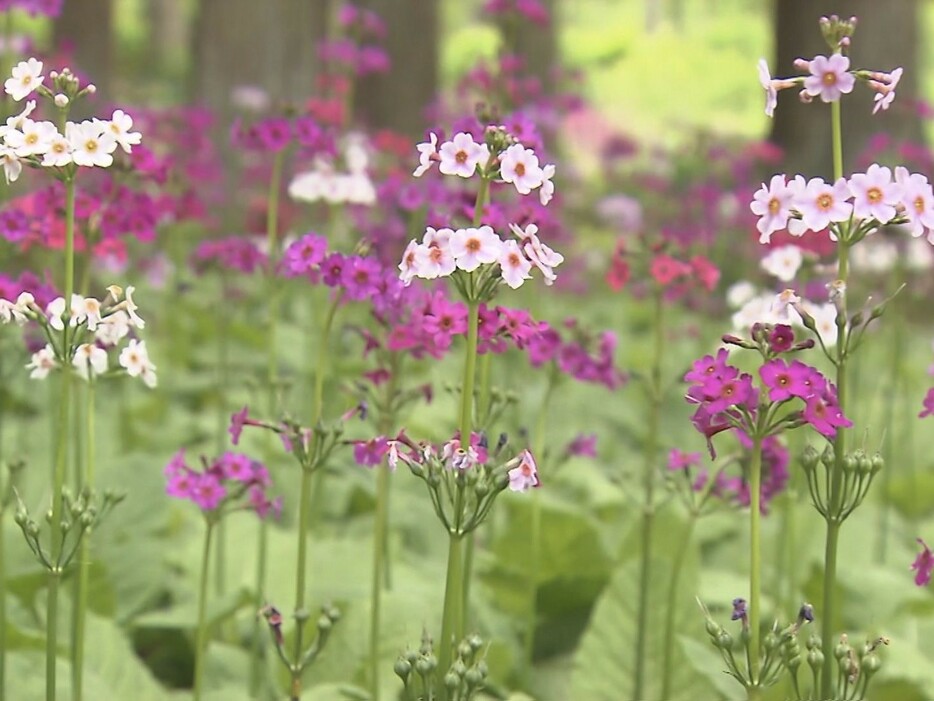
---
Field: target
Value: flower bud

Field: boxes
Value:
[457,641,472,659]
[464,667,484,687]
[394,657,412,680]
[14,509,28,526]
[468,634,483,651]
[452,660,467,677]
[705,619,722,637]
[843,454,858,473]
[787,654,802,671]
[870,453,884,475]
[800,445,820,472]
[763,631,779,652]
[862,653,881,675]
[294,608,310,623]
[807,648,824,671]
[54,93,69,107]
[820,445,834,468]
[316,615,332,632]
[444,672,460,689]
[715,632,733,649]
[415,655,435,676]
[79,512,94,529]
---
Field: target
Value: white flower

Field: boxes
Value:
[123,286,145,328]
[26,344,57,380]
[499,143,543,195]
[438,132,488,178]
[96,310,131,346]
[71,294,103,331]
[507,450,540,492]
[73,343,108,379]
[41,131,73,167]
[289,170,325,202]
[5,58,43,101]
[772,289,803,324]
[450,225,503,272]
[413,240,456,279]
[103,109,142,153]
[345,173,376,205]
[539,163,556,205]
[66,120,118,168]
[726,281,757,309]
[5,118,58,157]
[0,100,35,136]
[398,239,419,285]
[46,297,67,331]
[498,239,532,289]
[807,302,838,347]
[510,223,564,285]
[119,339,157,387]
[413,132,438,177]
[343,133,369,173]
[760,245,803,282]
[0,146,22,183]
[0,292,33,324]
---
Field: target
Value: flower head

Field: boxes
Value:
[848,164,900,223]
[912,538,934,586]
[413,132,438,177]
[757,59,778,117]
[438,132,488,178]
[499,143,543,194]
[4,58,43,101]
[803,54,855,103]
[507,449,540,492]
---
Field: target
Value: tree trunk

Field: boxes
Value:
[52,0,114,105]
[146,0,190,76]
[355,0,439,136]
[770,0,922,178]
[501,0,560,96]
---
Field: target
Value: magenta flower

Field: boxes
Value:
[667,448,701,471]
[166,469,196,500]
[353,437,390,467]
[229,406,250,445]
[803,394,852,438]
[919,388,934,418]
[566,434,598,458]
[751,174,795,243]
[912,538,934,586]
[190,473,227,511]
[216,452,255,482]
[684,348,732,385]
[704,373,755,415]
[768,325,795,353]
[759,359,811,402]
[803,54,855,103]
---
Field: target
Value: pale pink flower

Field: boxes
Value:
[498,239,532,289]
[895,166,934,238]
[757,58,778,117]
[499,143,543,195]
[450,225,503,272]
[539,163,555,205]
[507,450,540,492]
[849,164,900,223]
[438,132,488,178]
[872,67,902,115]
[73,343,108,379]
[760,245,803,283]
[510,222,563,284]
[751,174,795,243]
[26,344,57,380]
[795,177,852,232]
[803,54,855,103]
[398,239,419,285]
[413,240,456,279]
[413,132,438,177]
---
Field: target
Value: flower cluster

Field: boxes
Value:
[192,236,267,275]
[0,0,62,17]
[751,165,934,244]
[164,449,280,518]
[288,133,376,206]
[231,113,334,157]
[685,325,850,458]
[0,285,157,387]
[524,321,626,390]
[606,240,719,298]
[1,60,142,183]
[482,0,550,24]
[320,3,389,78]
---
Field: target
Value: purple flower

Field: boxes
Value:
[667,448,701,471]
[731,597,748,622]
[190,473,227,511]
[768,325,795,353]
[566,434,598,458]
[759,359,810,402]
[920,388,934,418]
[229,406,250,445]
[353,437,389,467]
[912,538,934,586]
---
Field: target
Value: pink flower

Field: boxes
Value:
[872,67,902,115]
[690,255,720,291]
[229,406,250,445]
[684,349,732,385]
[751,174,795,243]
[413,238,456,279]
[757,58,778,117]
[451,226,503,272]
[166,469,196,500]
[912,538,934,586]
[768,325,795,353]
[510,223,563,285]
[919,387,934,418]
[438,132,488,178]
[190,473,227,511]
[498,239,532,289]
[848,164,900,223]
[508,449,540,492]
[803,54,855,103]
[353,436,390,466]
[795,177,852,233]
[703,373,755,415]
[649,254,691,286]
[566,434,597,458]
[759,358,811,402]
[803,393,851,438]
[413,132,438,177]
[499,143,543,194]
[667,448,701,471]
[895,167,934,239]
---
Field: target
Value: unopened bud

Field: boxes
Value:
[444,672,460,689]
[452,660,467,677]
[794,57,811,71]
[457,641,472,659]
[820,445,834,468]
[807,648,824,670]
[705,619,722,637]
[870,453,884,474]
[85,84,96,95]
[394,657,412,680]
[862,653,881,675]
[800,445,820,472]
[53,93,69,107]
[715,632,733,649]
[464,667,484,687]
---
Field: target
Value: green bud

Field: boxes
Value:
[408,462,424,478]
[763,631,779,653]
[60,520,70,534]
[27,521,39,537]
[444,672,460,689]
[474,481,489,498]
[862,653,881,675]
[457,641,472,659]
[316,615,331,632]
[467,634,483,651]
[475,660,488,677]
[13,509,27,526]
[835,641,850,660]
[820,445,834,468]
[464,667,484,687]
[800,445,820,472]
[705,619,722,637]
[294,608,310,623]
[79,512,94,529]
[807,649,824,671]
[70,500,84,518]
[394,658,412,680]
[842,454,858,473]
[405,649,418,665]
[452,660,467,677]
[871,453,884,475]
[787,655,802,671]
[715,632,733,649]
[807,634,821,650]
[415,654,437,676]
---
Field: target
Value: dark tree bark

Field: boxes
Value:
[503,0,559,95]
[52,0,114,104]
[770,0,923,177]
[355,0,439,136]
[191,0,329,116]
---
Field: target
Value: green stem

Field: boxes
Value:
[1,501,6,700]
[438,533,464,695]
[821,97,848,699]
[193,519,215,701]
[47,176,77,701]
[661,513,698,700]
[459,302,480,444]
[72,379,95,701]
[633,289,664,701]
[748,434,764,690]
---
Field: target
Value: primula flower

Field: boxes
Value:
[499,143,543,195]
[26,344,57,379]
[353,437,390,466]
[751,174,795,243]
[118,339,157,388]
[912,538,934,586]
[5,118,57,158]
[67,120,118,168]
[4,58,43,101]
[104,109,142,153]
[768,324,795,353]
[803,392,851,438]
[667,448,701,471]
[796,177,852,233]
[450,226,503,272]
[649,254,691,286]
[872,67,902,115]
[895,166,934,239]
[566,434,598,458]
[498,239,532,289]
[412,237,456,280]
[73,343,108,379]
[507,449,540,492]
[413,132,438,177]
[849,164,900,223]
[190,473,227,511]
[438,132,488,178]
[760,244,803,282]
[539,163,556,205]
[511,223,564,285]
[759,358,811,402]
[803,54,855,103]
[919,388,934,418]
[757,59,778,117]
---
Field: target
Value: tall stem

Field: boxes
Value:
[47,176,77,701]
[72,379,95,701]
[821,97,848,701]
[193,519,215,701]
[1,352,7,698]
[633,289,664,701]
[661,513,698,699]
[748,435,764,691]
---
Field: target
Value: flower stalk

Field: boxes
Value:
[193,517,216,701]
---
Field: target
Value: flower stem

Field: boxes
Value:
[438,533,464,696]
[0,498,6,701]
[821,98,849,699]
[661,512,698,700]
[748,434,764,690]
[72,379,95,701]
[633,289,664,701]
[193,519,215,701]
[47,176,77,701]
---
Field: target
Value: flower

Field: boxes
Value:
[849,164,900,223]
[751,174,795,243]
[539,163,555,205]
[511,223,564,284]
[5,118,57,157]
[41,130,73,167]
[26,344,57,379]
[872,67,902,115]
[803,54,855,103]
[760,244,803,282]
[498,239,532,289]
[104,109,142,153]
[413,132,437,177]
[895,167,934,239]
[757,59,778,117]
[73,343,108,379]
[438,132,488,178]
[507,449,540,492]
[667,448,701,471]
[803,392,851,438]
[499,143,543,194]
[4,58,44,101]
[796,177,852,233]
[450,225,503,272]
[919,388,934,418]
[229,406,250,445]
[731,597,748,622]
[759,359,812,402]
[912,538,934,586]
[67,120,118,168]
[118,339,157,388]
[353,437,390,466]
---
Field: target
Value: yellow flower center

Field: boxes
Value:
[867,187,883,204]
[817,193,833,211]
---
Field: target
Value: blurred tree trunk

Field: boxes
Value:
[355,0,439,136]
[146,0,190,77]
[504,0,559,96]
[191,0,328,115]
[53,0,114,104]
[770,0,923,177]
